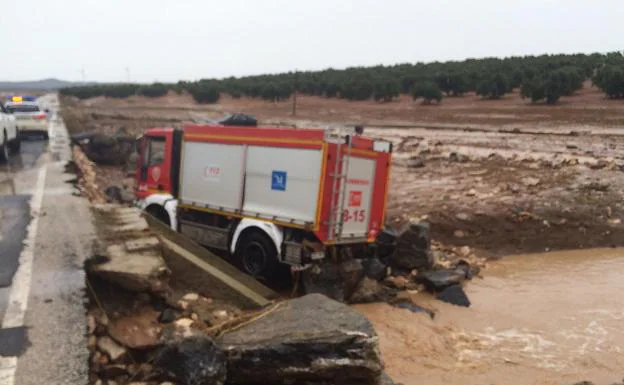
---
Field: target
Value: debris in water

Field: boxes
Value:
[437,285,471,307]
[390,299,435,319]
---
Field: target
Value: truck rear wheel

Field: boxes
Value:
[235,231,280,280]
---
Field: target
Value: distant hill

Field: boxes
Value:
[0,78,90,91]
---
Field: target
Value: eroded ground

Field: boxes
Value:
[60,84,624,259]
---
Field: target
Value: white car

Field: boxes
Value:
[4,101,49,138]
[0,102,19,162]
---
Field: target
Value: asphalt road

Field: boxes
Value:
[0,94,90,384]
[0,139,48,289]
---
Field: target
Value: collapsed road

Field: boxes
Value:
[0,94,408,385]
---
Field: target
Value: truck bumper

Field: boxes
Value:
[282,241,326,265]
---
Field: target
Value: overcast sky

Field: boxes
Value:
[1,0,622,82]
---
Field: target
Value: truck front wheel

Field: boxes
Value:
[145,205,171,227]
[235,231,279,280]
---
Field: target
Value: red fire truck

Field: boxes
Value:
[135,124,392,279]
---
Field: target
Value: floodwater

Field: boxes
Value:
[355,248,624,385]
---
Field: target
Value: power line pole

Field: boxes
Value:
[80,68,86,83]
[125,67,131,83]
[292,70,298,116]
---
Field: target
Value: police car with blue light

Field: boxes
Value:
[4,95,49,139]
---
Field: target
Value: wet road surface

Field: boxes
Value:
[0,196,30,287]
[0,94,91,385]
[0,139,50,320]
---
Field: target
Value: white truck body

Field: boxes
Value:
[179,141,325,228]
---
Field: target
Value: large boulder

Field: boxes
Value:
[415,268,466,292]
[362,258,387,281]
[375,228,398,260]
[387,221,432,271]
[302,260,364,302]
[218,294,383,385]
[156,333,227,385]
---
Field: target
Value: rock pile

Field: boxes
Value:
[302,219,482,308]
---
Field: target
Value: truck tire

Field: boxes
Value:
[235,231,280,280]
[0,135,9,163]
[145,205,171,227]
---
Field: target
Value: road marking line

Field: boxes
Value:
[0,357,17,383]
[0,165,47,385]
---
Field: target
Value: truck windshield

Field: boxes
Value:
[147,136,165,166]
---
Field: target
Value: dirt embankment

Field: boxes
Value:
[60,86,624,259]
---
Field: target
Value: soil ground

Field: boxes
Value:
[60,83,624,259]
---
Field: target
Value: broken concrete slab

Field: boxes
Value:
[88,243,170,293]
[160,236,273,309]
[124,236,161,253]
[218,294,383,385]
[146,213,277,309]
[92,204,151,236]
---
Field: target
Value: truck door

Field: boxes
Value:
[136,133,169,199]
[340,156,376,240]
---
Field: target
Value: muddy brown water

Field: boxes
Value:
[355,248,624,385]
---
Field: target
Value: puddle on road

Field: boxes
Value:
[0,140,48,196]
[355,248,624,385]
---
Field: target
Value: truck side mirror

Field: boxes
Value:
[135,136,143,153]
